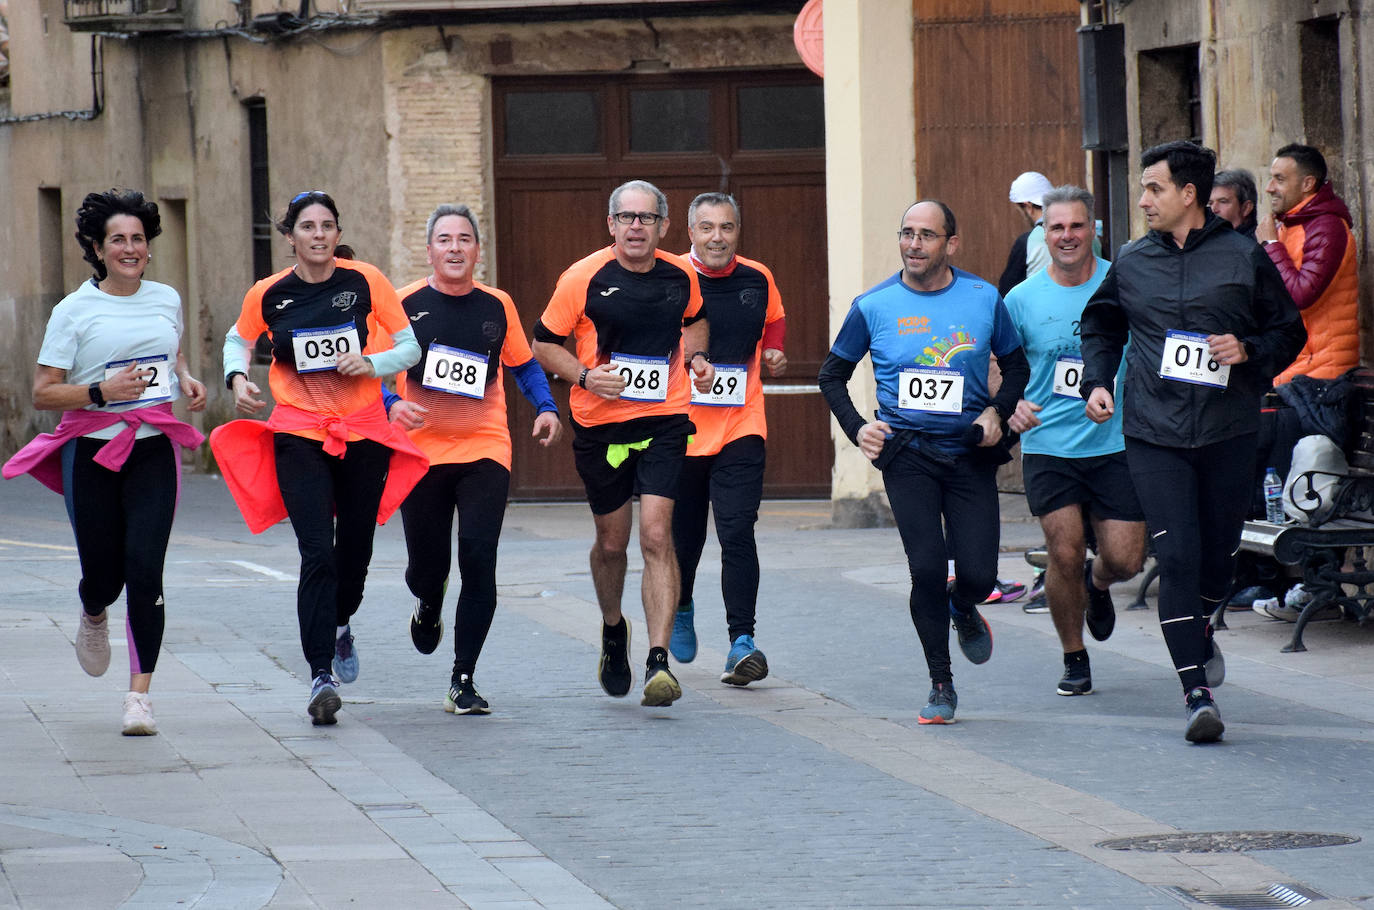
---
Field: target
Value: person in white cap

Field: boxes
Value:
[998,171,1056,297]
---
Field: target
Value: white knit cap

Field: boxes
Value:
[1009,171,1054,206]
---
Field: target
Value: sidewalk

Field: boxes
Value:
[2,474,1373,909]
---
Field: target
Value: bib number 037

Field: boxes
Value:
[612,353,670,403]
[1158,330,1230,388]
[898,366,964,414]
[293,323,361,374]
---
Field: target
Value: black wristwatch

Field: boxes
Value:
[690,351,710,366]
[225,370,246,391]
[88,381,105,407]
[577,367,590,389]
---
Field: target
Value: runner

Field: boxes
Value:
[385,204,561,714]
[531,179,713,708]
[213,190,427,726]
[669,192,786,686]
[3,188,208,735]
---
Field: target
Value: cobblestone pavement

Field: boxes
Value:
[2,474,1373,908]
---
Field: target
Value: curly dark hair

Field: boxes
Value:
[74,189,162,281]
[275,190,341,235]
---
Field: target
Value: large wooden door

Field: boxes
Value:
[494,71,831,500]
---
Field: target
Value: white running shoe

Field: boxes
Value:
[76,610,111,677]
[121,692,157,736]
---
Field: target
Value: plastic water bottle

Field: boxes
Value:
[1263,467,1285,523]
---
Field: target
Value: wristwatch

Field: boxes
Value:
[88,381,105,407]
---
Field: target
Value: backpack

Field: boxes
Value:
[1283,434,1349,526]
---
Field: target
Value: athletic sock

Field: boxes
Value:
[647,646,669,669]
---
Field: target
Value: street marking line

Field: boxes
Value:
[224,560,298,582]
[0,538,77,552]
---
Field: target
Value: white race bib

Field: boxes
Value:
[104,354,170,403]
[898,366,964,414]
[292,323,360,374]
[612,353,669,402]
[691,363,746,407]
[1159,330,1230,388]
[1052,355,1084,400]
[421,343,487,399]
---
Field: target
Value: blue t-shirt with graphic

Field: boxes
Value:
[831,268,1022,451]
[1004,258,1125,457]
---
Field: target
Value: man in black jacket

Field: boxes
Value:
[1080,140,1305,744]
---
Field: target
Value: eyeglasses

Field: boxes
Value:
[612,211,663,226]
[898,228,950,244]
[291,190,328,205]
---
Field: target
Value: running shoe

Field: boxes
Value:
[669,600,697,663]
[1226,585,1274,611]
[598,618,632,697]
[1203,625,1225,688]
[121,692,157,736]
[333,625,359,684]
[1057,655,1092,696]
[949,602,993,664]
[1022,570,1049,613]
[1184,686,1224,743]
[308,671,342,726]
[983,578,1026,604]
[918,683,957,724]
[410,600,444,655]
[720,634,769,686]
[76,609,111,677]
[641,659,682,707]
[444,673,491,715]
[1083,558,1116,641]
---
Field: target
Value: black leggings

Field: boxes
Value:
[673,435,766,641]
[400,459,510,676]
[274,433,390,678]
[881,447,1000,686]
[1126,434,1256,692]
[62,435,178,675]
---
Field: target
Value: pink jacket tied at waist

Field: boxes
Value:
[210,399,429,535]
[2,403,205,494]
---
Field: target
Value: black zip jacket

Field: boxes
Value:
[1080,213,1306,448]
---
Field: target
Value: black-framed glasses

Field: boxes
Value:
[612,211,663,226]
[898,228,950,244]
[291,190,328,205]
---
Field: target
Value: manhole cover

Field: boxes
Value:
[1165,882,1326,908]
[1098,830,1360,853]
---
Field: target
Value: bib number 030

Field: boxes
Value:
[1159,330,1230,388]
[691,363,746,407]
[898,366,964,414]
[612,353,669,403]
[293,323,361,374]
[422,343,488,399]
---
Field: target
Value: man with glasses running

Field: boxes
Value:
[533,180,714,708]
[820,200,1029,725]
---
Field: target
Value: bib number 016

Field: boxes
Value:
[1158,330,1230,388]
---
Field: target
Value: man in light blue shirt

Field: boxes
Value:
[1005,186,1146,697]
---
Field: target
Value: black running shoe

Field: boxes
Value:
[445,673,491,715]
[641,660,682,707]
[949,603,993,664]
[410,600,444,655]
[598,618,632,697]
[1057,655,1092,696]
[1184,686,1224,743]
[1083,558,1116,641]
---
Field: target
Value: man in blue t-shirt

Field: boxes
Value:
[820,200,1030,725]
[1005,186,1146,698]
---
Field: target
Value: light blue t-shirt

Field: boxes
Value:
[38,278,185,440]
[1004,258,1125,457]
[831,268,1022,452]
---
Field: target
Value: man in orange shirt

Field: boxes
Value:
[532,180,714,708]
[1257,144,1359,385]
[668,192,786,686]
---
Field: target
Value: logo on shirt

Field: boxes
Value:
[665,286,683,308]
[410,311,429,322]
[482,320,502,343]
[599,287,621,297]
[739,288,760,308]
[915,329,977,367]
[898,316,931,335]
[275,299,293,310]
[332,291,358,311]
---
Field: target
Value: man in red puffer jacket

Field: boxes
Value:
[1257,144,1360,386]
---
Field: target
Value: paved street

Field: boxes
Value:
[3,472,1374,909]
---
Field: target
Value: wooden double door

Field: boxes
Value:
[492,70,832,500]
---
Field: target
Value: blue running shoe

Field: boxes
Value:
[308,671,341,726]
[333,625,359,684]
[720,634,769,686]
[918,683,957,724]
[669,601,697,663]
[949,602,993,664]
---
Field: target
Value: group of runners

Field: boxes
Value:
[6,137,1306,744]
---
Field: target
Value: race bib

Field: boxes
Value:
[1052,355,1084,399]
[612,353,669,402]
[898,366,964,414]
[1159,330,1230,388]
[104,354,170,403]
[292,323,360,374]
[421,343,487,399]
[691,363,746,407]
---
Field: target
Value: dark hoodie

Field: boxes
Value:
[1079,212,1306,449]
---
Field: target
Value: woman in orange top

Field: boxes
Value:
[213,191,424,726]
